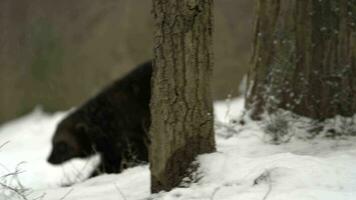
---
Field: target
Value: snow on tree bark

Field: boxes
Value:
[246,0,356,120]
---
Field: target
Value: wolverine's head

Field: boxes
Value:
[47,115,94,165]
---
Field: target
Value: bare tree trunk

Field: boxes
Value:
[246,0,356,120]
[150,0,215,193]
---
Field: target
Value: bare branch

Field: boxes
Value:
[59,188,74,200]
[114,183,127,200]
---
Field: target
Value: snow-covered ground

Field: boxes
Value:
[1,98,356,200]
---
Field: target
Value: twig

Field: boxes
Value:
[114,183,127,200]
[224,94,233,121]
[215,121,239,133]
[0,182,29,200]
[0,171,25,182]
[0,141,10,150]
[209,186,222,200]
[0,144,44,200]
[59,187,74,200]
[32,193,46,200]
[261,171,272,200]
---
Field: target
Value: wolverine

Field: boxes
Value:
[47,61,152,177]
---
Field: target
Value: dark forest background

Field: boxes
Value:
[0,0,254,123]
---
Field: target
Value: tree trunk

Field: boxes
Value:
[150,0,215,193]
[246,0,356,120]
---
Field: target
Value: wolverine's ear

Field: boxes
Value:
[75,123,88,134]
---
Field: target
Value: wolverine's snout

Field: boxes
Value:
[47,151,69,165]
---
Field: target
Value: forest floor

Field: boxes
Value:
[1,98,356,200]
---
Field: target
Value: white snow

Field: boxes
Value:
[1,98,356,200]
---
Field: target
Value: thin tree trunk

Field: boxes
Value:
[150,0,215,193]
[246,0,356,120]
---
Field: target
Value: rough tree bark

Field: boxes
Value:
[246,0,356,120]
[150,0,215,193]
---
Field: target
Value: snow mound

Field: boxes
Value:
[0,107,99,191]
[1,98,356,200]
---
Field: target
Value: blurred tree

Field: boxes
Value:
[0,0,254,124]
[246,0,356,120]
[150,0,215,193]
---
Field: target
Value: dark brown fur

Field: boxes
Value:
[47,61,152,176]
